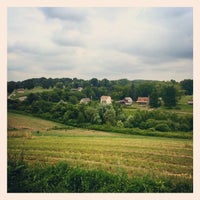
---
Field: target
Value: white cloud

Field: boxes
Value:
[7,7,193,81]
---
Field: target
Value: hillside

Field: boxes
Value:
[8,112,193,193]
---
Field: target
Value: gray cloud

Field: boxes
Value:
[41,7,87,22]
[52,30,84,47]
[7,7,193,81]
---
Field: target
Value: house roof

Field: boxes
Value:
[101,96,111,100]
[136,97,149,103]
[80,98,90,103]
[124,97,133,102]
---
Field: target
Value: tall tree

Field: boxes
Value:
[130,82,137,100]
[149,89,159,108]
[8,81,17,94]
[103,107,116,126]
[162,85,177,108]
[90,78,99,87]
[55,82,64,89]
[180,79,193,95]
[22,79,34,89]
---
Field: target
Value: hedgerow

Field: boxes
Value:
[8,161,193,193]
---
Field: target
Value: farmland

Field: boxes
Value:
[8,112,193,192]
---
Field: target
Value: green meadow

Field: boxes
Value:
[8,112,193,192]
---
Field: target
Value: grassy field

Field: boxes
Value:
[8,112,193,188]
[123,95,193,115]
[9,87,53,100]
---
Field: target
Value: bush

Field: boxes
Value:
[116,120,124,128]
[155,123,171,132]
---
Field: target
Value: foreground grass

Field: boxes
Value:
[7,112,193,192]
[8,161,192,193]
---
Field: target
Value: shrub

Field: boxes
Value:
[179,123,190,132]
[155,123,171,132]
[116,120,124,128]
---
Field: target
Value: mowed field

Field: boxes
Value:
[8,112,193,184]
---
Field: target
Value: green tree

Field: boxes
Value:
[68,96,78,104]
[40,77,51,89]
[55,82,64,89]
[84,107,101,124]
[162,85,177,108]
[100,78,110,87]
[130,82,137,101]
[51,101,68,120]
[26,93,40,104]
[103,107,116,126]
[149,89,159,108]
[22,79,34,89]
[90,78,99,87]
[136,82,154,97]
[180,79,193,95]
[8,81,17,94]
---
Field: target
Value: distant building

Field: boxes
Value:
[80,98,91,104]
[136,97,149,105]
[124,97,133,105]
[117,97,133,106]
[100,96,112,104]
[16,88,25,93]
[18,96,27,101]
[188,100,193,105]
[77,87,83,92]
[71,87,83,92]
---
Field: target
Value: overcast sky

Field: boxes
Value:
[7,7,193,81]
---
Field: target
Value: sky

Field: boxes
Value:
[7,7,193,82]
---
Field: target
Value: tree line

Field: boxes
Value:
[8,77,193,133]
[8,77,193,107]
[8,98,193,132]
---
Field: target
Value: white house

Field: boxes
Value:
[100,96,112,104]
[124,97,133,105]
[80,98,91,104]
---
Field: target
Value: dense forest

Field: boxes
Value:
[8,78,193,134]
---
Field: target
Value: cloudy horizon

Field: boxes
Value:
[7,7,193,82]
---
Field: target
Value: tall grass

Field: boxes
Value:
[7,112,193,193]
[8,160,192,193]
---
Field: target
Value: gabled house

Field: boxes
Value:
[77,87,83,92]
[80,98,91,104]
[117,97,133,106]
[124,97,133,105]
[100,96,112,104]
[136,97,149,105]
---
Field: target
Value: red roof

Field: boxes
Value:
[136,97,149,103]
